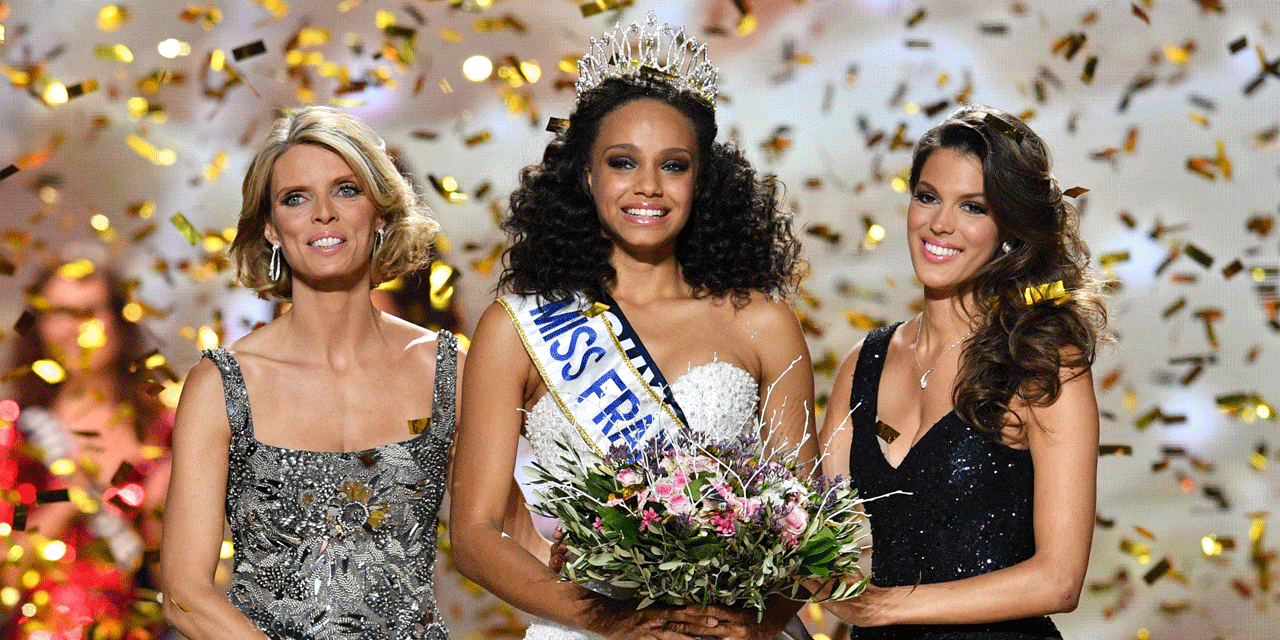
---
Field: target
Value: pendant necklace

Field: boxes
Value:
[912,316,971,389]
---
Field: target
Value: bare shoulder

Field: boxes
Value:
[726,291,801,330]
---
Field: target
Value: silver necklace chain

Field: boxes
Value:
[912,317,972,389]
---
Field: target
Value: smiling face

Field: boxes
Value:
[264,143,382,291]
[586,98,699,260]
[907,147,1002,296]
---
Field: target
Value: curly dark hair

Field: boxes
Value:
[499,76,801,305]
[909,105,1109,437]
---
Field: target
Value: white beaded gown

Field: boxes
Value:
[522,361,760,640]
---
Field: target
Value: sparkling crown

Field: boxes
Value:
[576,11,719,107]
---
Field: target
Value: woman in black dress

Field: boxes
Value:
[816,105,1107,638]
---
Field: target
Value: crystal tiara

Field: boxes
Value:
[575,10,719,107]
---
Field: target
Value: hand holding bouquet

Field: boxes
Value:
[526,430,870,620]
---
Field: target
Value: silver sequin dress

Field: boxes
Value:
[203,330,456,640]
[522,361,759,640]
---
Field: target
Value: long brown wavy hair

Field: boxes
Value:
[909,105,1109,437]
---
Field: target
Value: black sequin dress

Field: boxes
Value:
[845,324,1061,639]
[203,331,456,640]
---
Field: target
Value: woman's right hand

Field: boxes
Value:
[589,600,750,640]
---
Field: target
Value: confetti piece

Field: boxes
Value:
[1229,36,1248,54]
[904,39,931,49]
[546,117,569,134]
[979,23,1009,35]
[1222,260,1243,279]
[464,131,492,147]
[1131,3,1150,23]
[231,40,267,62]
[13,310,34,335]
[12,504,28,531]
[983,113,1023,143]
[0,164,17,182]
[1063,186,1089,198]
[1081,56,1098,84]
[1053,32,1087,61]
[98,5,129,31]
[1183,244,1213,268]
[805,224,841,245]
[1142,557,1172,584]
[580,0,634,18]
[1100,445,1133,456]
[905,8,926,27]
[876,421,900,444]
[170,213,202,245]
[1120,538,1151,562]
[35,489,70,504]
[408,418,429,435]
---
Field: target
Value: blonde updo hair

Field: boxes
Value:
[229,105,439,300]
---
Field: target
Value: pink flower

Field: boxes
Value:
[709,512,737,536]
[652,482,677,501]
[781,531,799,548]
[617,469,640,486]
[783,504,809,536]
[593,516,604,532]
[670,469,689,489]
[640,507,661,529]
[667,493,693,515]
[606,494,626,507]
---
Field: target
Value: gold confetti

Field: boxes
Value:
[1081,56,1098,84]
[464,131,492,147]
[408,418,430,435]
[583,302,610,318]
[231,40,267,62]
[170,213,202,245]
[1131,3,1150,23]
[126,135,177,166]
[905,8,926,27]
[98,5,129,31]
[1099,445,1133,456]
[876,421,900,444]
[1183,244,1213,268]
[13,310,35,336]
[580,0,634,18]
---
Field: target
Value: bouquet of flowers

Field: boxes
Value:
[526,429,870,619]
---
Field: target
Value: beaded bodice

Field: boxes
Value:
[524,361,759,477]
[204,331,456,640]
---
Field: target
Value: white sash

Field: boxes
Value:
[500,293,685,456]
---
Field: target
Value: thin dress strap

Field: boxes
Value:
[429,330,458,440]
[201,347,253,440]
[847,323,902,426]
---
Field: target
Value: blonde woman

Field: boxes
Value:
[161,106,458,640]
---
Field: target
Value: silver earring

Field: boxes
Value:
[372,228,385,255]
[1001,241,1013,254]
[268,244,282,282]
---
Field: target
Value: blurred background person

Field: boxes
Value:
[3,255,172,640]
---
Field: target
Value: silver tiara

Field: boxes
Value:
[575,11,719,107]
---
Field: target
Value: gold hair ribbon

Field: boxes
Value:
[1023,280,1069,306]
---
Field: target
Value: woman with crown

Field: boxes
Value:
[813,106,1107,638]
[451,11,816,640]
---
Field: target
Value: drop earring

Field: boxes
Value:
[268,244,282,282]
[1001,241,1013,254]
[372,228,385,255]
